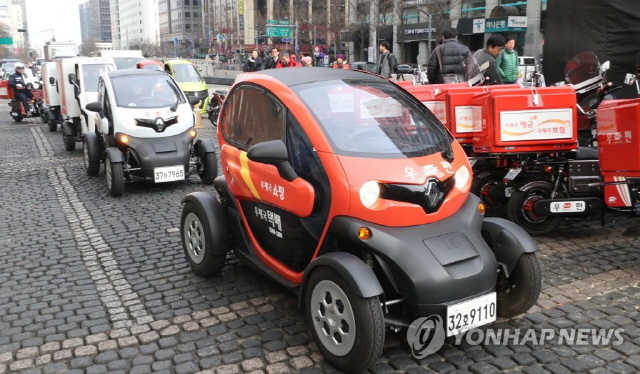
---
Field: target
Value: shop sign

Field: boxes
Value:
[398,22,437,41]
[484,16,527,32]
[472,19,485,33]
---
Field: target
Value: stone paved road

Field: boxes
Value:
[0,102,639,374]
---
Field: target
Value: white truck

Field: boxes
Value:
[89,50,143,70]
[42,42,79,61]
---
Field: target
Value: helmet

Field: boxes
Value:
[14,63,25,69]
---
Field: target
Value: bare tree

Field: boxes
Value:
[80,38,98,56]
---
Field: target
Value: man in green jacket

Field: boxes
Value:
[496,38,519,84]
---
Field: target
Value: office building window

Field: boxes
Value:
[461,0,485,18]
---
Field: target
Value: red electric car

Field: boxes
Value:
[179,68,541,372]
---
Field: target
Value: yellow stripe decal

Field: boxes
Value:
[239,152,261,200]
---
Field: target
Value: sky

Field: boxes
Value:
[26,0,84,50]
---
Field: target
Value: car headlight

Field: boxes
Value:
[455,165,471,191]
[360,180,381,208]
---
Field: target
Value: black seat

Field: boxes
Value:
[575,146,599,160]
[214,89,228,95]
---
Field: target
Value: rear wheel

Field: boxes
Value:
[181,201,226,276]
[507,185,561,235]
[63,135,75,151]
[39,107,47,123]
[83,137,100,176]
[106,158,124,197]
[471,170,508,217]
[497,253,541,318]
[48,118,57,132]
[11,114,23,122]
[208,107,219,126]
[306,267,384,373]
[198,152,217,185]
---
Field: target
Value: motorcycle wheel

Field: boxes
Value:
[208,108,219,126]
[507,185,561,235]
[48,118,58,132]
[11,114,23,123]
[471,170,508,217]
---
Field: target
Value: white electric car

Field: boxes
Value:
[84,69,218,197]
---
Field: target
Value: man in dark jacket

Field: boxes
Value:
[264,48,280,69]
[473,34,505,85]
[376,41,397,78]
[8,63,32,115]
[243,50,263,72]
[427,28,472,83]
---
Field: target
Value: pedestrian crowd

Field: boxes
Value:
[240,27,519,86]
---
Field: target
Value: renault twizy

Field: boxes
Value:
[84,70,217,197]
[179,69,541,372]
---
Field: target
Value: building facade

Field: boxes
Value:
[9,0,26,45]
[116,0,159,49]
[109,0,121,48]
[79,2,91,43]
[81,0,113,44]
[159,0,204,56]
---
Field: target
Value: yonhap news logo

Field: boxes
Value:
[406,315,446,359]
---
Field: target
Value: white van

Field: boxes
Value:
[89,50,143,70]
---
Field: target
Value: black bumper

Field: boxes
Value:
[325,194,497,320]
[116,128,194,182]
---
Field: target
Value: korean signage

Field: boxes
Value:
[499,108,573,142]
[484,16,527,32]
[398,22,437,41]
[238,0,244,35]
[267,20,290,25]
[455,106,481,133]
[472,19,485,34]
[266,20,291,38]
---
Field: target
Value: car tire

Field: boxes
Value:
[507,186,561,235]
[198,152,217,185]
[48,118,57,132]
[39,109,47,124]
[305,267,384,373]
[180,201,226,276]
[106,158,124,197]
[496,253,541,318]
[11,114,22,122]
[83,137,100,176]
[63,135,75,151]
[472,170,509,217]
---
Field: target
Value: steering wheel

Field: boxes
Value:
[343,128,381,150]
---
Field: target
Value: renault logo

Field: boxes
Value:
[424,180,443,208]
[155,118,165,132]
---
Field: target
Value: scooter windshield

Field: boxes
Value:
[564,51,600,85]
[295,79,452,159]
[112,75,185,109]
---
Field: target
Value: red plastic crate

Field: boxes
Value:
[597,98,640,178]
[471,86,578,153]
[396,80,414,87]
[404,83,469,117]
[0,80,14,99]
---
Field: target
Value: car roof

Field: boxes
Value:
[165,59,192,65]
[252,67,384,87]
[107,69,167,78]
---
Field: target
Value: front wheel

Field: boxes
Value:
[63,135,75,151]
[306,267,384,373]
[497,253,541,318]
[507,186,561,235]
[83,138,100,176]
[198,152,217,185]
[180,201,226,276]
[106,158,124,197]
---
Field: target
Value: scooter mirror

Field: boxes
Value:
[600,61,610,73]
[624,73,636,85]
[68,73,77,85]
[85,101,103,113]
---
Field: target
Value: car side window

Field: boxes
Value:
[223,86,284,150]
[104,90,113,122]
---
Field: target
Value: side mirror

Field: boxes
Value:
[600,61,610,73]
[68,73,77,85]
[188,95,200,106]
[49,77,55,85]
[624,73,636,85]
[479,61,490,72]
[85,101,103,113]
[247,140,297,182]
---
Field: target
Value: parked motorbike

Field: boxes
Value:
[8,81,46,123]
[207,89,227,125]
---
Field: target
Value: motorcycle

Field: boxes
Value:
[8,81,46,123]
[207,89,227,125]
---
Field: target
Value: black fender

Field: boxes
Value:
[83,132,101,163]
[298,252,383,309]
[62,121,77,136]
[514,179,553,193]
[105,147,124,163]
[194,138,216,159]
[213,175,238,210]
[481,217,539,277]
[181,192,230,256]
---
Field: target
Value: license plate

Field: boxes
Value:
[154,165,185,183]
[550,201,586,213]
[446,292,496,336]
[504,168,522,181]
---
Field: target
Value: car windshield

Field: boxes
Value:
[82,64,110,92]
[3,63,15,71]
[142,64,162,71]
[295,79,451,158]
[113,57,142,70]
[172,63,203,83]
[112,75,185,108]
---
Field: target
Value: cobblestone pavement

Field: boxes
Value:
[0,102,639,374]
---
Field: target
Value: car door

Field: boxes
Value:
[221,85,329,275]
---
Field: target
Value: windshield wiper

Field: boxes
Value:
[168,82,181,112]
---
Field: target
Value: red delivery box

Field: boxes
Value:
[404,83,469,116]
[471,86,578,153]
[0,79,14,99]
[395,80,414,88]
[597,98,640,178]
[434,84,522,144]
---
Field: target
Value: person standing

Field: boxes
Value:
[332,54,350,69]
[376,41,397,78]
[276,52,302,68]
[473,34,506,85]
[301,56,313,67]
[264,48,280,69]
[243,50,263,72]
[496,37,519,84]
[427,27,472,84]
